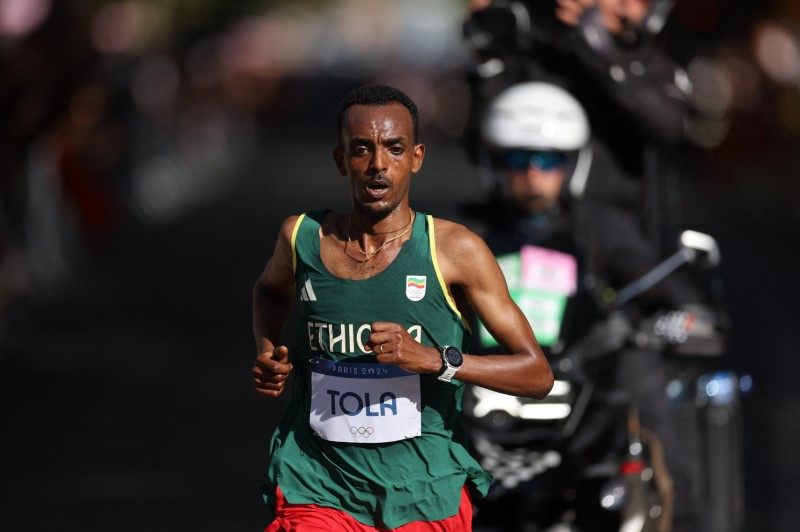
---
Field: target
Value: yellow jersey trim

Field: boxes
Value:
[427,215,471,333]
[290,213,306,273]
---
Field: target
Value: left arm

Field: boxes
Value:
[369,219,553,399]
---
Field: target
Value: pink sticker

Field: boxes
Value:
[519,245,578,295]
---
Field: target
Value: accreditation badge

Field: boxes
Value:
[481,245,578,347]
[309,358,422,444]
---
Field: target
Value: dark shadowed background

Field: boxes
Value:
[1,1,799,530]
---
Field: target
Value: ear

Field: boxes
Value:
[411,143,425,174]
[333,146,346,176]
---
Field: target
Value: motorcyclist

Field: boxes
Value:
[467,81,714,531]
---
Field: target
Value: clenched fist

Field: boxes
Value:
[253,346,293,397]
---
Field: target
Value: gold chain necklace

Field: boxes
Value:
[346,213,414,262]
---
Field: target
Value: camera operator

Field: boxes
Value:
[463,0,694,213]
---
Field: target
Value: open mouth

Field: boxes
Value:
[365,180,390,199]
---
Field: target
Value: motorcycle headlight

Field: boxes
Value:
[468,380,573,421]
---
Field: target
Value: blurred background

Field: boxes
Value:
[0,0,798,530]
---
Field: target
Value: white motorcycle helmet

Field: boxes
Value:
[479,81,593,200]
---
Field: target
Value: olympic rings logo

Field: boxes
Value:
[350,426,375,438]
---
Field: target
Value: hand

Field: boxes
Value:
[368,322,441,374]
[556,0,627,34]
[468,0,493,12]
[555,0,598,27]
[253,346,293,397]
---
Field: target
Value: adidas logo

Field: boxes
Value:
[300,278,317,302]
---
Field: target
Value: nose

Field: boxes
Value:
[521,165,563,194]
[370,148,388,176]
[525,165,548,183]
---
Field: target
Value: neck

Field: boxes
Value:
[349,206,413,236]
[344,208,415,263]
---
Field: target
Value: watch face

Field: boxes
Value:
[444,346,463,367]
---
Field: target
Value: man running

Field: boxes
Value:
[252,84,553,531]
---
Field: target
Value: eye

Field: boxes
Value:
[389,146,405,155]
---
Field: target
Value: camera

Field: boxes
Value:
[462,0,566,54]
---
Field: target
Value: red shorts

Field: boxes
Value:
[264,485,473,532]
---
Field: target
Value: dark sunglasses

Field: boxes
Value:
[503,150,567,171]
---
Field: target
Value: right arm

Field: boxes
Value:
[252,215,299,397]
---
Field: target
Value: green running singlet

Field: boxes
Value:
[262,210,491,529]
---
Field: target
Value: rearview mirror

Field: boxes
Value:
[679,230,720,269]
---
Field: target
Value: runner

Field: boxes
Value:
[252,84,553,531]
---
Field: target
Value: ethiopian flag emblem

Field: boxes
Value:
[406,275,427,301]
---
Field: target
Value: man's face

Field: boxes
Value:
[334,102,425,220]
[502,150,567,213]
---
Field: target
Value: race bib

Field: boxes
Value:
[309,358,422,444]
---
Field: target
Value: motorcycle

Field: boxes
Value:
[466,231,748,532]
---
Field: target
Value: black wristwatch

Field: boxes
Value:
[437,346,463,382]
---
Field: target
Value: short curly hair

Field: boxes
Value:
[336,85,419,145]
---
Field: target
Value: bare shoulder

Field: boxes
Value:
[431,216,497,285]
[272,213,307,261]
[258,214,304,285]
[431,217,486,254]
[278,213,303,241]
